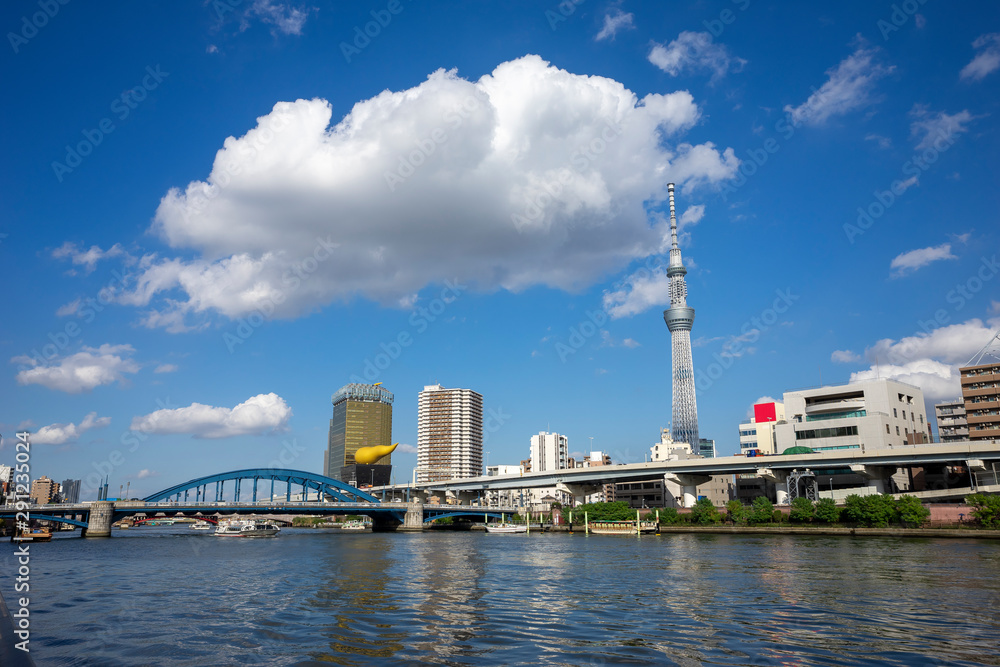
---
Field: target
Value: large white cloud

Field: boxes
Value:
[33,412,111,445]
[12,344,139,393]
[121,55,739,329]
[849,318,1000,400]
[130,393,293,438]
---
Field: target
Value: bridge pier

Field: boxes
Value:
[666,474,711,508]
[398,502,424,532]
[83,501,114,538]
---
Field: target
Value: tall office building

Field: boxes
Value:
[529,431,568,472]
[326,383,393,483]
[962,332,1000,441]
[416,384,483,483]
[30,476,57,505]
[60,478,82,504]
[663,183,700,448]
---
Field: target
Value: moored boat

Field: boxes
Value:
[191,521,213,530]
[485,523,527,533]
[589,520,659,535]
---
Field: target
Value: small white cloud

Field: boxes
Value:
[154,364,178,374]
[33,412,111,445]
[960,33,1000,81]
[865,133,891,149]
[12,344,139,394]
[595,9,634,41]
[603,269,671,320]
[56,298,82,317]
[622,337,640,348]
[909,105,974,151]
[130,392,293,438]
[206,44,219,54]
[831,349,861,363]
[595,368,609,375]
[914,14,926,29]
[783,46,892,126]
[649,31,746,80]
[52,242,125,273]
[137,469,157,479]
[397,443,418,454]
[890,243,956,277]
[249,0,311,36]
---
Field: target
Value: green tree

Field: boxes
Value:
[659,507,680,525]
[789,497,814,523]
[844,493,900,527]
[748,496,775,524]
[965,493,1000,529]
[814,498,840,524]
[689,497,722,524]
[896,495,930,527]
[726,500,747,525]
[562,501,636,523]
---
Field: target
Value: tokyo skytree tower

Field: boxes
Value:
[663,183,700,449]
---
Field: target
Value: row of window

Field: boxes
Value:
[811,444,861,451]
[739,429,757,437]
[805,409,866,422]
[796,425,859,440]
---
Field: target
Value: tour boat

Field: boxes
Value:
[214,519,280,537]
[485,523,528,533]
[191,521,213,530]
[588,520,659,535]
[11,527,53,543]
[339,520,368,531]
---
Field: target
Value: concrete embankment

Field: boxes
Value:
[652,526,1000,539]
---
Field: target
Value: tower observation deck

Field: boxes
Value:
[663,183,700,448]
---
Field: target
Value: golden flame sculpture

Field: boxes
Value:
[354,442,398,465]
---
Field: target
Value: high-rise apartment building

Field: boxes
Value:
[738,401,786,455]
[529,431,568,472]
[326,383,394,482]
[961,361,1000,441]
[934,399,969,442]
[60,478,82,504]
[30,476,57,505]
[416,384,483,483]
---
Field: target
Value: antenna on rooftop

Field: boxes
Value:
[966,329,1000,366]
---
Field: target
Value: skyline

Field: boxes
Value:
[2,2,999,499]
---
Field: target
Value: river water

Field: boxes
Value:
[2,527,999,666]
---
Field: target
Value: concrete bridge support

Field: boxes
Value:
[666,474,711,508]
[398,502,424,532]
[756,468,790,505]
[83,501,114,538]
[850,465,890,494]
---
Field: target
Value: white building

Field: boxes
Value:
[485,464,523,507]
[529,431,568,472]
[416,384,484,483]
[775,379,932,453]
[738,401,786,456]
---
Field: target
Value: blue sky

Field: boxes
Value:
[2,1,998,500]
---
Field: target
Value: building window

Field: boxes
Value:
[893,408,898,418]
[902,410,906,420]
[896,426,900,436]
[886,424,890,434]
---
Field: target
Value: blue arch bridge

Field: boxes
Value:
[0,469,517,536]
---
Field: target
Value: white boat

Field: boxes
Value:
[485,523,527,533]
[589,520,659,535]
[214,519,280,537]
[339,520,368,531]
[191,521,213,530]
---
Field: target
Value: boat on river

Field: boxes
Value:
[191,521,213,530]
[485,523,527,533]
[589,520,659,535]
[214,519,280,537]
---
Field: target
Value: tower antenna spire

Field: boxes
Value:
[663,183,699,450]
